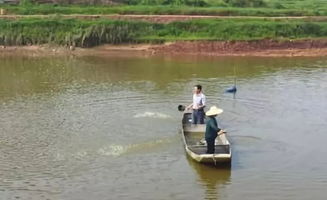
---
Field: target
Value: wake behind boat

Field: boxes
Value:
[181,110,231,165]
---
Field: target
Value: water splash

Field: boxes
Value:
[97,145,126,157]
[97,138,173,157]
[133,112,172,119]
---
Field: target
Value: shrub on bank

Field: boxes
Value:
[0,18,326,47]
[1,4,326,16]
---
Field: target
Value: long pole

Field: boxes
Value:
[234,65,237,87]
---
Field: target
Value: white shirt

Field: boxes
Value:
[192,93,206,109]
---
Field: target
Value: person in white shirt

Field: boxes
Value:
[186,85,206,124]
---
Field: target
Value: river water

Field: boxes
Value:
[0,54,326,200]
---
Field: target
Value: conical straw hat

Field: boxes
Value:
[205,106,223,116]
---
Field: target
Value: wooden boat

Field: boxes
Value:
[181,110,231,165]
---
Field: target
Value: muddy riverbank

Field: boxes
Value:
[1,39,327,57]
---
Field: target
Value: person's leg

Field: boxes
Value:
[206,138,215,154]
[199,110,205,124]
[192,110,198,124]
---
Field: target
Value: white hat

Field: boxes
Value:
[205,106,223,116]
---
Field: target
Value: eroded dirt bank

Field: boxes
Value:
[149,40,327,57]
[1,40,327,57]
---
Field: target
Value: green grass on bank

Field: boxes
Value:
[0,17,326,47]
[0,4,327,16]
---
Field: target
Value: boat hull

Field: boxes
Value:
[181,111,231,164]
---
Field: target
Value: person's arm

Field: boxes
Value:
[198,95,206,109]
[186,94,195,110]
[186,103,193,110]
[209,119,221,133]
[218,130,226,135]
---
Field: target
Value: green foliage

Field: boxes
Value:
[0,18,326,47]
[1,0,326,11]
[19,0,34,7]
[223,0,266,8]
[0,18,149,46]
[123,0,210,6]
[1,4,326,16]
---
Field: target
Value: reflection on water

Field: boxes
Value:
[0,54,326,200]
[187,156,231,200]
[1,55,324,100]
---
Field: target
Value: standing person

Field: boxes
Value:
[205,106,224,154]
[186,85,206,124]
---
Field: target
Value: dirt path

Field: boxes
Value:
[1,14,326,23]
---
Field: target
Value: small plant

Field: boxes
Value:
[19,0,34,7]
[223,0,266,7]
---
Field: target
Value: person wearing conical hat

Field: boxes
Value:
[205,106,224,154]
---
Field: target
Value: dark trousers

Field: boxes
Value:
[206,138,215,154]
[193,109,205,124]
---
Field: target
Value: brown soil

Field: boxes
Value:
[1,40,327,57]
[0,45,75,57]
[149,39,327,57]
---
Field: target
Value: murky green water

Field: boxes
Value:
[0,54,326,200]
